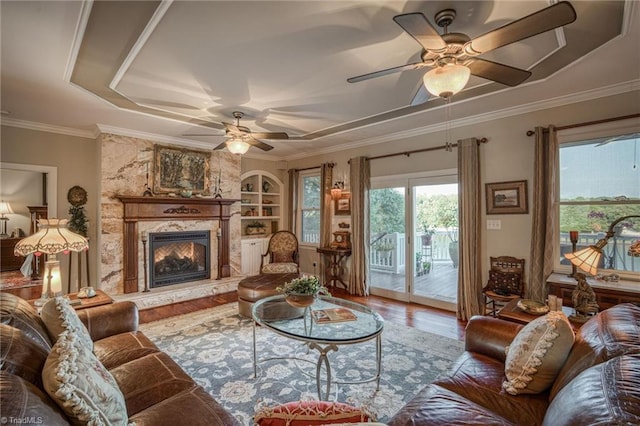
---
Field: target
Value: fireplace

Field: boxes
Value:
[149,231,210,288]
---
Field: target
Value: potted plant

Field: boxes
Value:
[421,227,435,246]
[415,252,423,276]
[277,275,330,308]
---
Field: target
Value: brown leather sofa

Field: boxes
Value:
[389,303,640,425]
[0,292,241,426]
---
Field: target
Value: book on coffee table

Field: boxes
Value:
[311,307,357,323]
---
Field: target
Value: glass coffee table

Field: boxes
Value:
[252,295,384,400]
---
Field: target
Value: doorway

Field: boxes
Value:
[369,172,458,311]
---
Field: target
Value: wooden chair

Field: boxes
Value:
[260,231,300,274]
[482,256,525,317]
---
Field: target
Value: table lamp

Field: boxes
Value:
[14,219,89,306]
[0,201,13,237]
[564,215,640,276]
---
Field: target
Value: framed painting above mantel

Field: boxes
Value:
[153,145,210,195]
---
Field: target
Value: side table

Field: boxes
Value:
[316,247,351,289]
[30,289,113,311]
[498,298,581,331]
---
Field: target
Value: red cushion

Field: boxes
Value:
[254,400,370,425]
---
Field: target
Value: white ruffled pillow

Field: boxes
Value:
[42,329,130,426]
[503,310,574,395]
[41,296,93,349]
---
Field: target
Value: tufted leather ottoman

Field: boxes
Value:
[237,273,300,318]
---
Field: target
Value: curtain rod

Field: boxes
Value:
[525,113,640,136]
[293,162,334,172]
[367,138,488,161]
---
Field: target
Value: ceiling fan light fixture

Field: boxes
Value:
[226,138,250,154]
[423,62,470,99]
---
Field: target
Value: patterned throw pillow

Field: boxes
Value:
[42,330,130,425]
[503,311,575,395]
[254,400,372,425]
[488,270,522,294]
[41,297,93,349]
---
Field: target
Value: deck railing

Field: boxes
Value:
[560,232,639,272]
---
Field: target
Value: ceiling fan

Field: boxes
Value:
[187,111,289,153]
[347,2,577,101]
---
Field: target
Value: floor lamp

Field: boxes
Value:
[14,219,89,306]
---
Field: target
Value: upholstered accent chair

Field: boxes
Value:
[260,231,300,274]
[482,255,525,317]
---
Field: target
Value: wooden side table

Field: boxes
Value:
[316,247,351,289]
[30,289,113,311]
[497,298,581,331]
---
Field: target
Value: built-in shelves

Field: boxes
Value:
[240,171,283,237]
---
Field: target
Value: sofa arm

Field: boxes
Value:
[465,315,523,362]
[76,301,139,342]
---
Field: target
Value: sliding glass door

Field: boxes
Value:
[369,173,458,311]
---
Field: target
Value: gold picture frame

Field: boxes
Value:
[334,192,351,216]
[485,180,528,214]
[153,145,210,195]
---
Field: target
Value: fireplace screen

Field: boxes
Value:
[150,231,210,288]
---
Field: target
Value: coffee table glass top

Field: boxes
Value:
[252,295,384,343]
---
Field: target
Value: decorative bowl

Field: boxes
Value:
[517,299,550,315]
[285,293,316,308]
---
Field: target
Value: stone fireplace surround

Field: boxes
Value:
[99,133,243,307]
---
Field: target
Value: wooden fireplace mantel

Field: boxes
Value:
[117,196,239,293]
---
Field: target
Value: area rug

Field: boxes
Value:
[140,302,464,425]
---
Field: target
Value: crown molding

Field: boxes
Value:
[282,79,640,161]
[0,117,97,139]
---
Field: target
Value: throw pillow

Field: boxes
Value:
[42,329,130,425]
[41,297,93,349]
[488,270,522,294]
[273,250,295,263]
[503,310,574,395]
[254,400,372,425]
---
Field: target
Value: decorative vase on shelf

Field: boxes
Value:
[262,180,271,193]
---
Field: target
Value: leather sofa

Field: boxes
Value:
[0,292,241,426]
[389,303,640,425]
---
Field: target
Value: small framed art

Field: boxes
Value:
[485,180,528,214]
[334,192,351,216]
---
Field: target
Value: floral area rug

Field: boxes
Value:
[140,302,464,425]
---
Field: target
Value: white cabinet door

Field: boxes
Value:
[241,238,268,275]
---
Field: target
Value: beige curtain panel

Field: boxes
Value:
[348,156,370,296]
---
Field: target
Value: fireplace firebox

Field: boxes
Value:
[149,231,210,288]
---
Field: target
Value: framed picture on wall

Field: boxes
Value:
[153,145,210,195]
[334,192,351,216]
[485,180,528,214]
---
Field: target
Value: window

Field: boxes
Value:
[558,130,640,278]
[299,171,321,244]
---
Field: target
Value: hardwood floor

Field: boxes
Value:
[138,287,467,341]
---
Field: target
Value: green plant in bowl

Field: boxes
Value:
[277,275,330,307]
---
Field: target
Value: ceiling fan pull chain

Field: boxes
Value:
[445,99,453,152]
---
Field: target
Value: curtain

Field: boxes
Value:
[319,163,334,282]
[349,157,370,296]
[457,138,483,321]
[528,126,558,302]
[287,168,299,231]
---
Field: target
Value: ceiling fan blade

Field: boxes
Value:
[467,58,531,87]
[250,132,289,140]
[410,84,430,106]
[213,142,228,150]
[247,137,274,151]
[393,13,447,51]
[465,2,577,55]
[347,62,427,83]
[183,133,223,137]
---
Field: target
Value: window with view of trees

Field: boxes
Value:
[558,132,640,275]
[300,172,321,244]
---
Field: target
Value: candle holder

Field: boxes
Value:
[568,230,579,278]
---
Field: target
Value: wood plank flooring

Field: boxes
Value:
[138,287,467,341]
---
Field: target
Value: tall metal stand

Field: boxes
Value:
[142,232,150,292]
